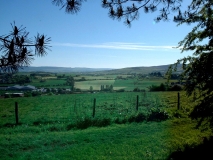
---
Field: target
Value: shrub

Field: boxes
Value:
[32,91,41,97]
[128,115,136,123]
[135,113,147,122]
[149,83,166,91]
[70,117,111,130]
[48,126,61,132]
[147,108,170,121]
[133,87,141,92]
[127,112,147,123]
[4,94,11,98]
[76,117,92,129]
[75,88,81,92]
[48,92,54,96]
[66,123,75,130]
[114,117,128,124]
[117,89,125,92]
[93,118,111,127]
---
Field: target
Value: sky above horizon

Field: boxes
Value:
[0,0,194,69]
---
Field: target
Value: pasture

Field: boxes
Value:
[0,91,212,159]
[0,92,162,126]
[74,75,115,80]
[75,80,115,90]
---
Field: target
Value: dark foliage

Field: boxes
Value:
[65,108,169,130]
[149,72,163,77]
[167,1,213,128]
[31,91,41,97]
[116,88,125,92]
[52,0,205,27]
[67,117,112,130]
[100,84,113,92]
[147,108,170,121]
[66,76,74,91]
[0,22,51,73]
[0,74,31,84]
[167,136,213,160]
[133,87,141,92]
[149,83,166,91]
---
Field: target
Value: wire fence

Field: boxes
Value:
[1,92,173,126]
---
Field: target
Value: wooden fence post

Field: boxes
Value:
[93,98,96,118]
[136,95,139,111]
[177,92,180,110]
[15,102,19,125]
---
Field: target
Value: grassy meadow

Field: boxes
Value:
[1,90,213,159]
[1,92,163,126]
[75,80,115,90]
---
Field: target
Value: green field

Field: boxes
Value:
[1,91,212,159]
[75,80,115,90]
[113,79,166,91]
[74,75,116,80]
[0,92,162,126]
[75,78,168,91]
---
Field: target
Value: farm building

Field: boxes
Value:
[4,93,24,98]
[7,85,36,91]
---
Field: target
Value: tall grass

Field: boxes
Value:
[0,91,212,159]
[0,92,169,127]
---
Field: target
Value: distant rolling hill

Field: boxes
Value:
[19,64,182,74]
[19,66,113,73]
[97,64,182,74]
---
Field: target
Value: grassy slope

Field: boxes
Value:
[0,92,212,159]
[97,64,182,75]
[0,119,211,160]
[0,92,162,126]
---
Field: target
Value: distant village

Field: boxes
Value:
[0,85,36,98]
[0,85,72,98]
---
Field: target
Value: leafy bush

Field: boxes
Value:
[32,91,41,97]
[128,115,136,123]
[93,118,111,127]
[76,117,93,129]
[24,92,32,97]
[68,117,112,130]
[133,87,141,92]
[48,92,54,96]
[147,108,170,121]
[74,88,81,92]
[117,89,125,92]
[4,94,11,98]
[135,113,147,122]
[127,112,148,123]
[114,117,127,124]
[63,109,170,130]
[149,83,166,91]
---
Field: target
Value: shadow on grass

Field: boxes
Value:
[2,123,22,128]
[167,136,213,160]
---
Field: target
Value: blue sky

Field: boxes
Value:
[0,0,193,69]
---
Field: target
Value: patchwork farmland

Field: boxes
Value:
[0,68,212,159]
